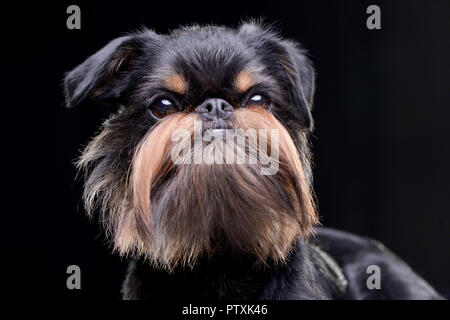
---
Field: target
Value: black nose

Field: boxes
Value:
[196,98,233,122]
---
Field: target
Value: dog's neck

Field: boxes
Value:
[122,239,329,300]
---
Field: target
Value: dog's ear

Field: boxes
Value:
[239,23,316,131]
[277,40,315,130]
[64,30,159,108]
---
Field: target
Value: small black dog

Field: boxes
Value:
[64,22,442,299]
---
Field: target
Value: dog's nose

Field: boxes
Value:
[196,98,233,122]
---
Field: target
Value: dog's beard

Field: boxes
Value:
[101,107,318,271]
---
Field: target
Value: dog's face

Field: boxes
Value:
[65,22,318,271]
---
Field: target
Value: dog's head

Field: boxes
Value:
[64,22,318,271]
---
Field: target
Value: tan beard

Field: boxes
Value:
[87,107,318,272]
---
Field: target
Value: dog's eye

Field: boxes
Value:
[149,98,179,120]
[247,94,270,106]
[250,94,263,102]
[160,99,172,106]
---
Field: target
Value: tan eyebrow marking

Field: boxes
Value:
[235,70,256,93]
[164,73,187,95]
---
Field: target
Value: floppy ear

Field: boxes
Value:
[64,30,159,108]
[239,23,316,131]
[278,40,315,130]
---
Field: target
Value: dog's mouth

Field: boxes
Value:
[201,119,234,135]
[205,128,228,140]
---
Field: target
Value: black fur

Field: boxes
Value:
[122,227,442,300]
[64,22,443,300]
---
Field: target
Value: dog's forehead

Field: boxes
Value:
[151,28,268,97]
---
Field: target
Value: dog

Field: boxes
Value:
[64,22,443,300]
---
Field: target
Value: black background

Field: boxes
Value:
[3,0,449,298]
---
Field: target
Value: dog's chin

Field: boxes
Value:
[146,162,301,271]
[111,107,318,271]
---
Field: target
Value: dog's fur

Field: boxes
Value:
[64,22,443,299]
